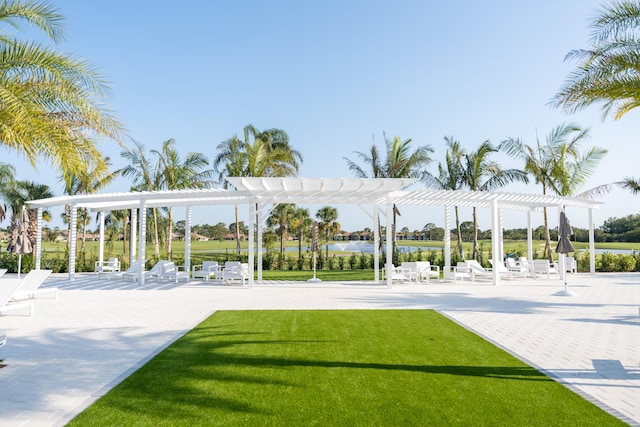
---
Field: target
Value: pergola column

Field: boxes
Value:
[589,208,596,274]
[490,199,500,285]
[138,200,147,285]
[257,203,263,281]
[184,205,192,275]
[527,210,533,266]
[248,201,255,288]
[130,208,137,266]
[444,206,451,270]
[35,207,43,270]
[373,205,379,281]
[98,211,105,267]
[385,203,393,288]
[68,204,77,281]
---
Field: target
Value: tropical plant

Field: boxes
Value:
[266,203,297,256]
[462,141,528,260]
[316,206,340,261]
[344,132,433,252]
[552,0,640,120]
[0,0,123,177]
[423,136,466,260]
[502,124,606,259]
[289,206,312,259]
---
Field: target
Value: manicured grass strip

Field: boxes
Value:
[68,310,624,426]
[259,269,375,281]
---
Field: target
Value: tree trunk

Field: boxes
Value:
[234,204,241,256]
[472,207,479,261]
[455,206,464,261]
[152,207,160,258]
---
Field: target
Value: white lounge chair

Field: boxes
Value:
[192,261,221,281]
[461,260,493,281]
[11,269,55,300]
[442,265,473,283]
[488,260,526,280]
[95,257,120,278]
[0,278,33,316]
[506,257,527,273]
[532,259,559,279]
[122,261,143,282]
[382,264,413,282]
[221,261,249,285]
[0,269,7,279]
[565,256,577,273]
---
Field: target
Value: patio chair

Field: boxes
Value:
[400,261,439,283]
[0,278,33,316]
[122,261,143,282]
[11,269,55,300]
[442,264,473,283]
[505,257,527,273]
[532,259,559,279]
[95,257,120,278]
[565,256,577,273]
[382,264,413,282]
[461,260,493,281]
[192,261,221,281]
[159,262,189,283]
[488,260,526,280]
[221,261,249,285]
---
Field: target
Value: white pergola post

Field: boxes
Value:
[257,203,263,281]
[589,208,596,274]
[373,205,379,281]
[138,201,147,285]
[444,206,451,270]
[490,199,500,285]
[557,206,565,280]
[184,205,192,276]
[385,203,393,288]
[68,204,77,281]
[35,207,43,270]
[98,211,105,266]
[130,208,137,265]
[248,201,255,288]
[527,211,533,266]
[498,207,504,262]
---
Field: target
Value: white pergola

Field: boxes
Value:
[28,177,602,287]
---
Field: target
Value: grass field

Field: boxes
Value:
[67,310,624,426]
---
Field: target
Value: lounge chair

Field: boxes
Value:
[382,264,413,282]
[192,261,221,281]
[461,260,493,281]
[121,261,143,282]
[11,269,55,300]
[95,257,120,278]
[221,261,249,285]
[506,257,527,274]
[442,265,473,283]
[488,260,527,280]
[532,259,559,279]
[0,269,6,279]
[0,278,33,316]
[400,261,439,283]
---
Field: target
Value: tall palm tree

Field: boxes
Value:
[422,137,466,260]
[290,206,312,259]
[552,1,640,120]
[120,141,162,258]
[316,206,340,261]
[0,0,123,177]
[502,124,605,259]
[344,132,433,252]
[153,139,214,258]
[462,141,528,260]
[214,124,302,254]
[266,203,297,256]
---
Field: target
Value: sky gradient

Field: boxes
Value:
[3,0,640,233]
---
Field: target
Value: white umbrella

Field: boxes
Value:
[11,207,32,279]
[555,210,576,296]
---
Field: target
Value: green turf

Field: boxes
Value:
[68,310,624,426]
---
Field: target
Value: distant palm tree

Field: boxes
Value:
[0,0,123,176]
[344,132,433,252]
[153,139,214,258]
[290,207,312,259]
[316,206,340,261]
[423,137,466,260]
[502,124,606,260]
[552,0,640,120]
[462,141,528,260]
[266,203,297,256]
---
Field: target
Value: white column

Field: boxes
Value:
[557,206,564,280]
[373,205,379,281]
[35,207,43,270]
[589,208,596,275]
[498,207,504,262]
[444,206,451,270]
[248,201,255,288]
[386,203,393,288]
[527,211,533,266]
[184,206,192,276]
[257,203,263,281]
[130,208,137,265]
[490,199,500,286]
[138,201,147,285]
[98,211,105,266]
[68,204,77,281]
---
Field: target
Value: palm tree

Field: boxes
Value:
[552,1,640,120]
[266,203,297,256]
[0,0,123,177]
[214,124,302,254]
[153,139,214,258]
[462,141,528,260]
[344,132,433,252]
[423,137,466,260]
[502,124,606,260]
[423,222,436,240]
[290,207,312,259]
[316,206,340,261]
[120,141,162,258]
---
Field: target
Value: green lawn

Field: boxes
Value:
[67,310,624,426]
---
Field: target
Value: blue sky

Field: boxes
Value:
[4,0,640,232]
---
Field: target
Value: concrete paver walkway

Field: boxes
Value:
[0,272,638,426]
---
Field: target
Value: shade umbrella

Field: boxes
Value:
[555,209,576,296]
[12,207,32,279]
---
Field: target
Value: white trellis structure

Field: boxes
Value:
[28,177,602,287]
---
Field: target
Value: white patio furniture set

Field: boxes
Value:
[0,269,55,316]
[382,261,440,283]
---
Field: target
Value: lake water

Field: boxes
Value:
[286,242,441,253]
